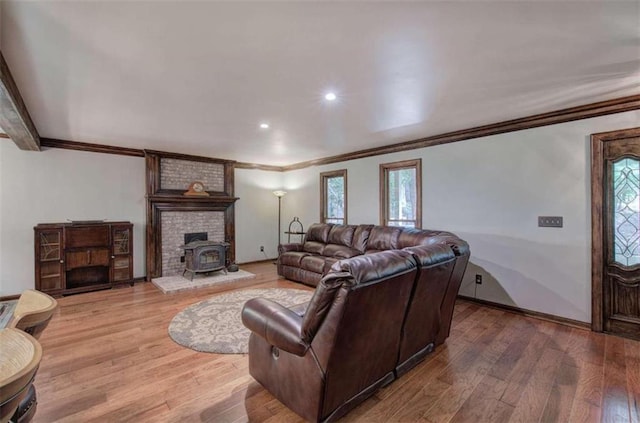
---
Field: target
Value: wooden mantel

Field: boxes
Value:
[144,151,239,279]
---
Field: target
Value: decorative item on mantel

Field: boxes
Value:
[184,181,210,197]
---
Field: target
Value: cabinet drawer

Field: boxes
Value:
[66,248,110,270]
[65,226,110,248]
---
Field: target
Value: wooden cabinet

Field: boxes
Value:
[34,222,134,296]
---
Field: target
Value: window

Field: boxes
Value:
[380,159,421,228]
[320,169,347,224]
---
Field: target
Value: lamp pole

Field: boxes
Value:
[278,195,282,245]
[273,190,287,251]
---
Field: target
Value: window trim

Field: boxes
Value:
[379,159,422,228]
[320,169,348,225]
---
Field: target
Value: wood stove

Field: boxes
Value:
[182,240,230,280]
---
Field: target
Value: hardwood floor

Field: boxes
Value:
[32,262,640,422]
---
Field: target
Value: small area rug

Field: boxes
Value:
[168,288,314,354]
[152,269,255,293]
[0,300,17,328]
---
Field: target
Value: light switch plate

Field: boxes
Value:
[538,216,563,228]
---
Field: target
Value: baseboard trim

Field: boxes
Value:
[236,259,278,265]
[0,294,20,301]
[458,294,591,330]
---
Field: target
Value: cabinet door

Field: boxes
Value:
[35,228,64,293]
[111,225,133,282]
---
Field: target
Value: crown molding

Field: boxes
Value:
[41,138,145,157]
[234,162,286,172]
[279,94,640,171]
[29,94,640,171]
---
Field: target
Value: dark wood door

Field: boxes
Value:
[598,130,640,339]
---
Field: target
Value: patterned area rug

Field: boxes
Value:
[168,288,314,354]
[152,269,256,293]
[0,300,17,328]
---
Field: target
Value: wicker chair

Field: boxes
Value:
[0,329,42,423]
[8,290,57,339]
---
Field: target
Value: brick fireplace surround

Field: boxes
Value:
[160,211,225,276]
[145,151,238,279]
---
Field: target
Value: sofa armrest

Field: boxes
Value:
[242,298,308,356]
[279,243,304,254]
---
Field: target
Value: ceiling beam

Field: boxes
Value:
[0,50,40,151]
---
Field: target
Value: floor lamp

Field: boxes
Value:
[273,190,287,253]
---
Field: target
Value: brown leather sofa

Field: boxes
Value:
[278,223,466,285]
[278,223,469,345]
[242,236,469,422]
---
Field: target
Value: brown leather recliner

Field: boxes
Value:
[397,243,456,376]
[242,245,459,422]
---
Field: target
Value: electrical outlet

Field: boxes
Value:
[475,274,482,284]
[538,216,563,228]
[260,246,264,252]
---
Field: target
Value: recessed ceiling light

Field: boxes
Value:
[260,123,269,129]
[325,92,337,101]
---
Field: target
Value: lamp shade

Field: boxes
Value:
[273,190,287,197]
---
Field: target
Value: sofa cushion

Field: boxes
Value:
[279,251,309,267]
[327,225,356,247]
[305,223,332,243]
[403,243,456,267]
[352,225,373,253]
[300,255,327,274]
[397,228,453,249]
[279,265,323,287]
[330,249,416,285]
[323,257,339,274]
[366,226,402,252]
[303,241,326,255]
[323,244,361,259]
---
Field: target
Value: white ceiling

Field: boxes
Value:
[2,1,639,166]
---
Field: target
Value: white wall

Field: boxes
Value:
[281,111,640,323]
[234,168,284,263]
[0,143,146,296]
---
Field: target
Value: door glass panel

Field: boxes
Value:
[40,231,61,261]
[613,158,640,266]
[113,228,130,254]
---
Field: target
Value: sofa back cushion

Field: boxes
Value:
[352,225,373,253]
[323,225,361,258]
[365,226,402,252]
[397,228,441,248]
[397,228,463,250]
[303,223,332,255]
[327,225,355,246]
